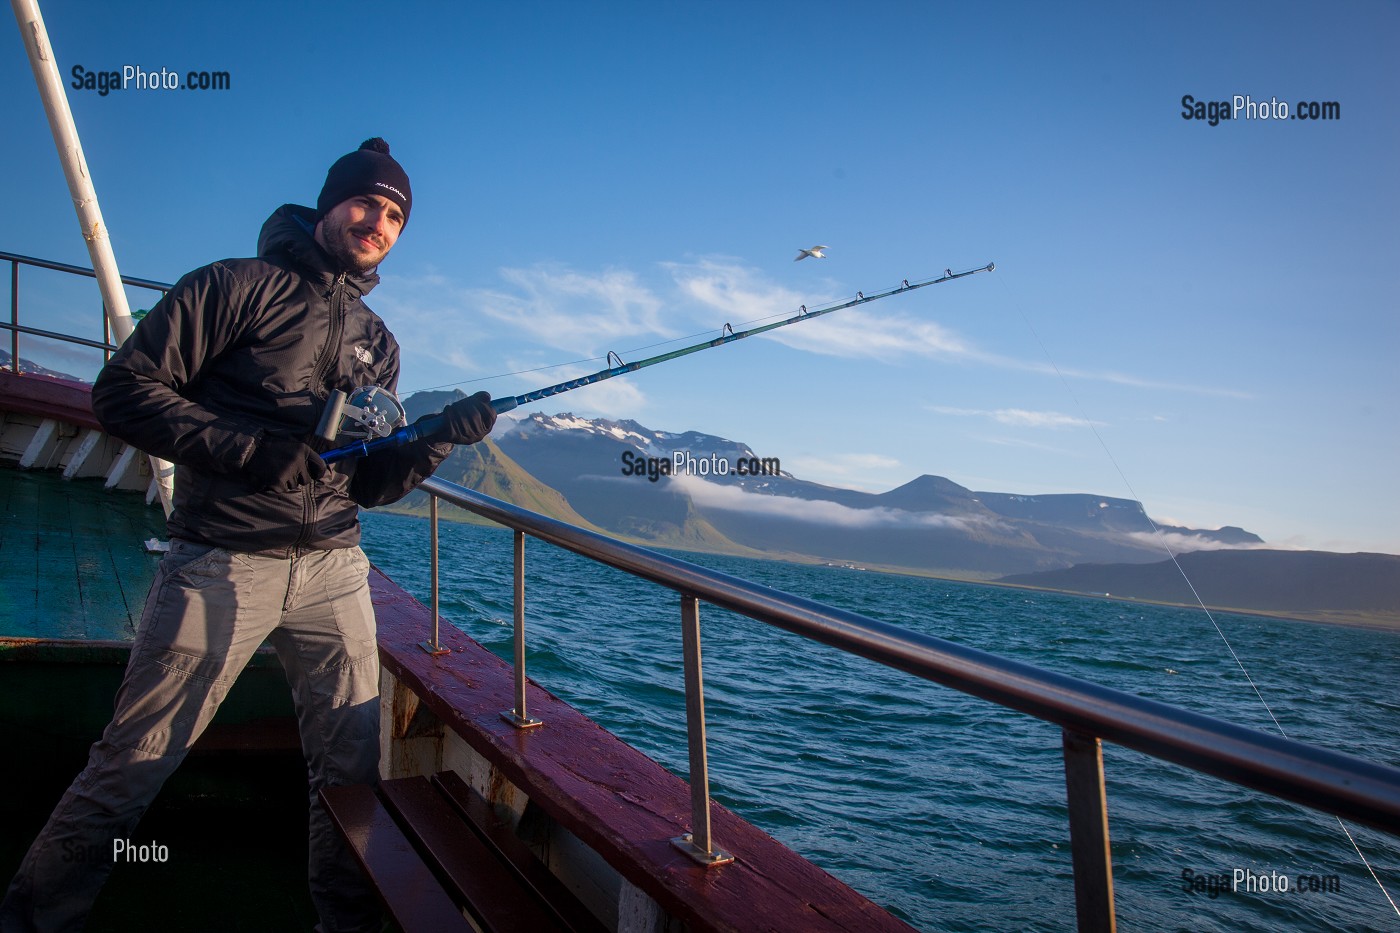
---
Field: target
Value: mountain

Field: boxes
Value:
[486,411,771,554]
[0,350,83,381]
[384,396,768,554]
[472,408,1259,577]
[380,401,1399,623]
[387,436,605,529]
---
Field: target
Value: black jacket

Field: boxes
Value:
[92,204,450,555]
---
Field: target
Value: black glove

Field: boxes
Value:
[422,391,496,446]
[245,435,328,491]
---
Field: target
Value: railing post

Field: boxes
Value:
[500,530,542,729]
[1062,729,1116,933]
[418,495,449,656]
[9,261,18,374]
[671,595,734,867]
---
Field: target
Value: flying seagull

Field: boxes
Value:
[794,245,829,261]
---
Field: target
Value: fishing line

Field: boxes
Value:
[410,354,609,395]
[994,273,1398,918]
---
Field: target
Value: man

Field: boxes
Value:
[1,138,494,932]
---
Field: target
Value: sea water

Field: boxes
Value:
[360,511,1400,932]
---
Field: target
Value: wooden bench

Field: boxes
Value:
[321,771,606,933]
[365,567,917,933]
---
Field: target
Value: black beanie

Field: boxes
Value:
[316,138,412,226]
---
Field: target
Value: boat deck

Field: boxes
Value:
[0,467,315,931]
[0,464,164,641]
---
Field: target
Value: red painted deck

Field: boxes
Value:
[370,570,916,933]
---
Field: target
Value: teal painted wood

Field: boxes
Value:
[0,467,164,641]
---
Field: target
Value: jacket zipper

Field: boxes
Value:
[309,272,347,399]
[296,273,347,550]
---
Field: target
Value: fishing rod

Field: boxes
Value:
[318,262,995,464]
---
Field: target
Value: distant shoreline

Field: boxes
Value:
[649,544,1400,634]
[372,507,1400,634]
[969,579,1400,633]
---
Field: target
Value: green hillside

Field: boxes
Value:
[378,437,603,530]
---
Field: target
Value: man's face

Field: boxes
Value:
[314,194,405,273]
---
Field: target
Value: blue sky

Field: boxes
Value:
[7,1,1397,553]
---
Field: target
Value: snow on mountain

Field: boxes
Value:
[402,397,1270,577]
[507,411,770,467]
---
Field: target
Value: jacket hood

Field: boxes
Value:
[256,204,379,295]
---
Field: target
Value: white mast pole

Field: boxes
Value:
[12,0,174,515]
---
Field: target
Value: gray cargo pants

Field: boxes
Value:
[0,540,382,933]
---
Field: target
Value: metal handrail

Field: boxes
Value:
[422,476,1400,829]
[3,250,169,373]
[419,475,1400,928]
[0,321,117,352]
[0,250,173,292]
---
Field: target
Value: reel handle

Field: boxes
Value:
[315,389,348,442]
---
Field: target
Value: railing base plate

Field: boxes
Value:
[500,711,543,730]
[670,834,734,867]
[418,640,450,657]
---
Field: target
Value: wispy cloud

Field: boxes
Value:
[666,257,808,324]
[784,452,904,492]
[931,406,1102,429]
[378,265,679,391]
[667,259,971,361]
[760,310,971,359]
[1123,531,1275,553]
[672,475,992,531]
[975,435,1085,455]
[788,451,902,475]
[967,352,1253,399]
[382,259,1251,401]
[374,271,482,376]
[664,260,1246,401]
[473,264,674,352]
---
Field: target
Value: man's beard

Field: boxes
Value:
[319,213,386,273]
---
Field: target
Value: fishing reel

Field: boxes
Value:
[314,385,407,443]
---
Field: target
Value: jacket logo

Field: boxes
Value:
[355,346,373,365]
